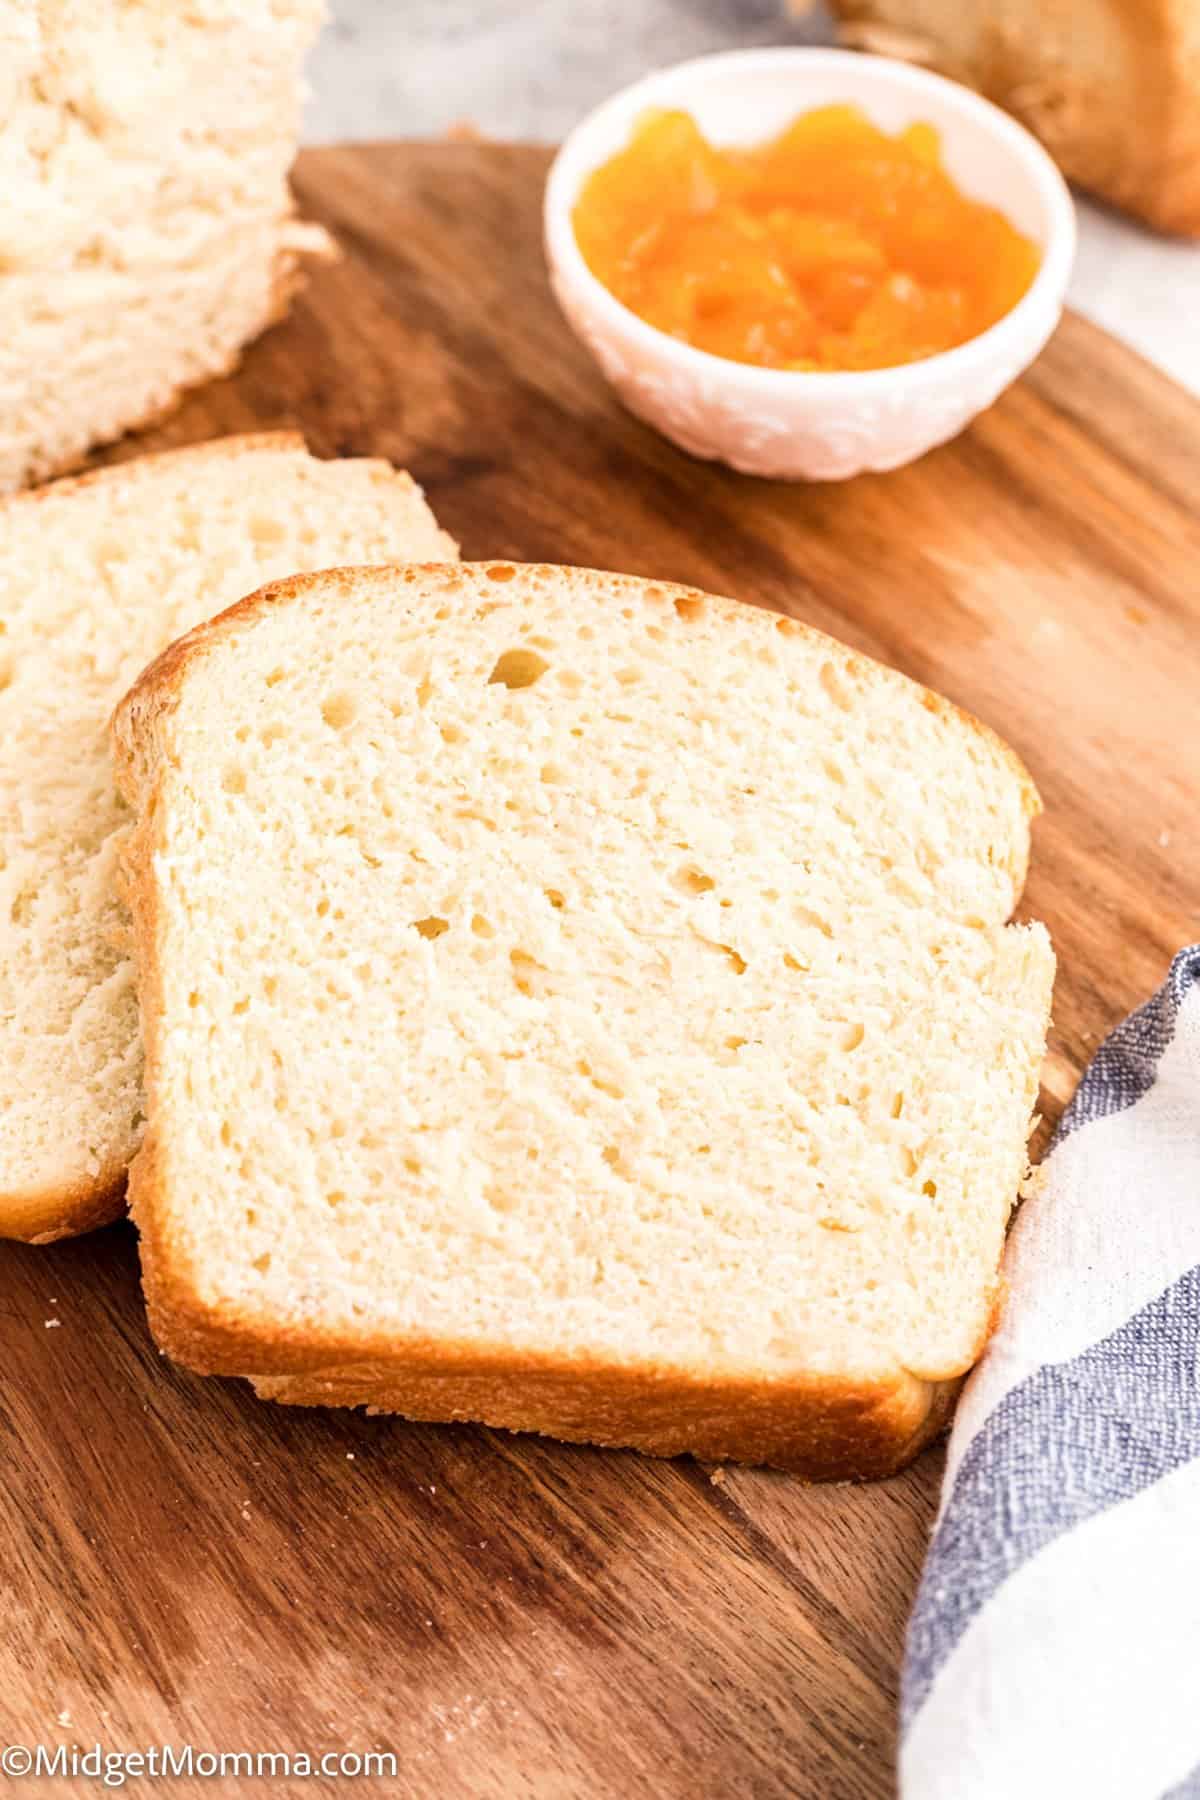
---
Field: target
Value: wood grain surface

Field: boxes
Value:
[4,144,1199,1800]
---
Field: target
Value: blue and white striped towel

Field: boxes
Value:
[901,945,1200,1800]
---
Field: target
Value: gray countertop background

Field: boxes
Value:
[305,0,1200,395]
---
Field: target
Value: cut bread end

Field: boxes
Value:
[0,216,335,494]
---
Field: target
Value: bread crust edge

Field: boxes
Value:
[3,1165,129,1246]
[260,1357,964,1482]
[829,0,1200,235]
[131,1118,963,1479]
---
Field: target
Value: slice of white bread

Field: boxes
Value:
[113,562,1053,1476]
[0,436,456,1245]
[0,1,329,489]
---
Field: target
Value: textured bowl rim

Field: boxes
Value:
[544,47,1078,395]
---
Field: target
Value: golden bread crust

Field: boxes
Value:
[250,1362,961,1481]
[830,0,1200,235]
[5,1166,129,1246]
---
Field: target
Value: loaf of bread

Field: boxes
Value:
[0,1,331,490]
[112,561,1053,1477]
[0,436,456,1245]
[826,0,1200,235]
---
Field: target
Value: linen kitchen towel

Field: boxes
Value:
[900,945,1200,1800]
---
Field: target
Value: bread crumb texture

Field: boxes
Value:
[117,562,1054,1470]
[0,437,455,1241]
[0,1,328,488]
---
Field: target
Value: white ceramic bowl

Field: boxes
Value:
[544,49,1076,481]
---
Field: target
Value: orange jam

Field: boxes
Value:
[572,106,1041,372]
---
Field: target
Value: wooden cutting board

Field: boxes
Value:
[5,145,1199,1800]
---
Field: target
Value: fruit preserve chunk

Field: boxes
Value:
[572,107,1041,372]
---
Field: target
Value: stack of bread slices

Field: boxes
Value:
[0,0,329,491]
[1,432,1054,1478]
